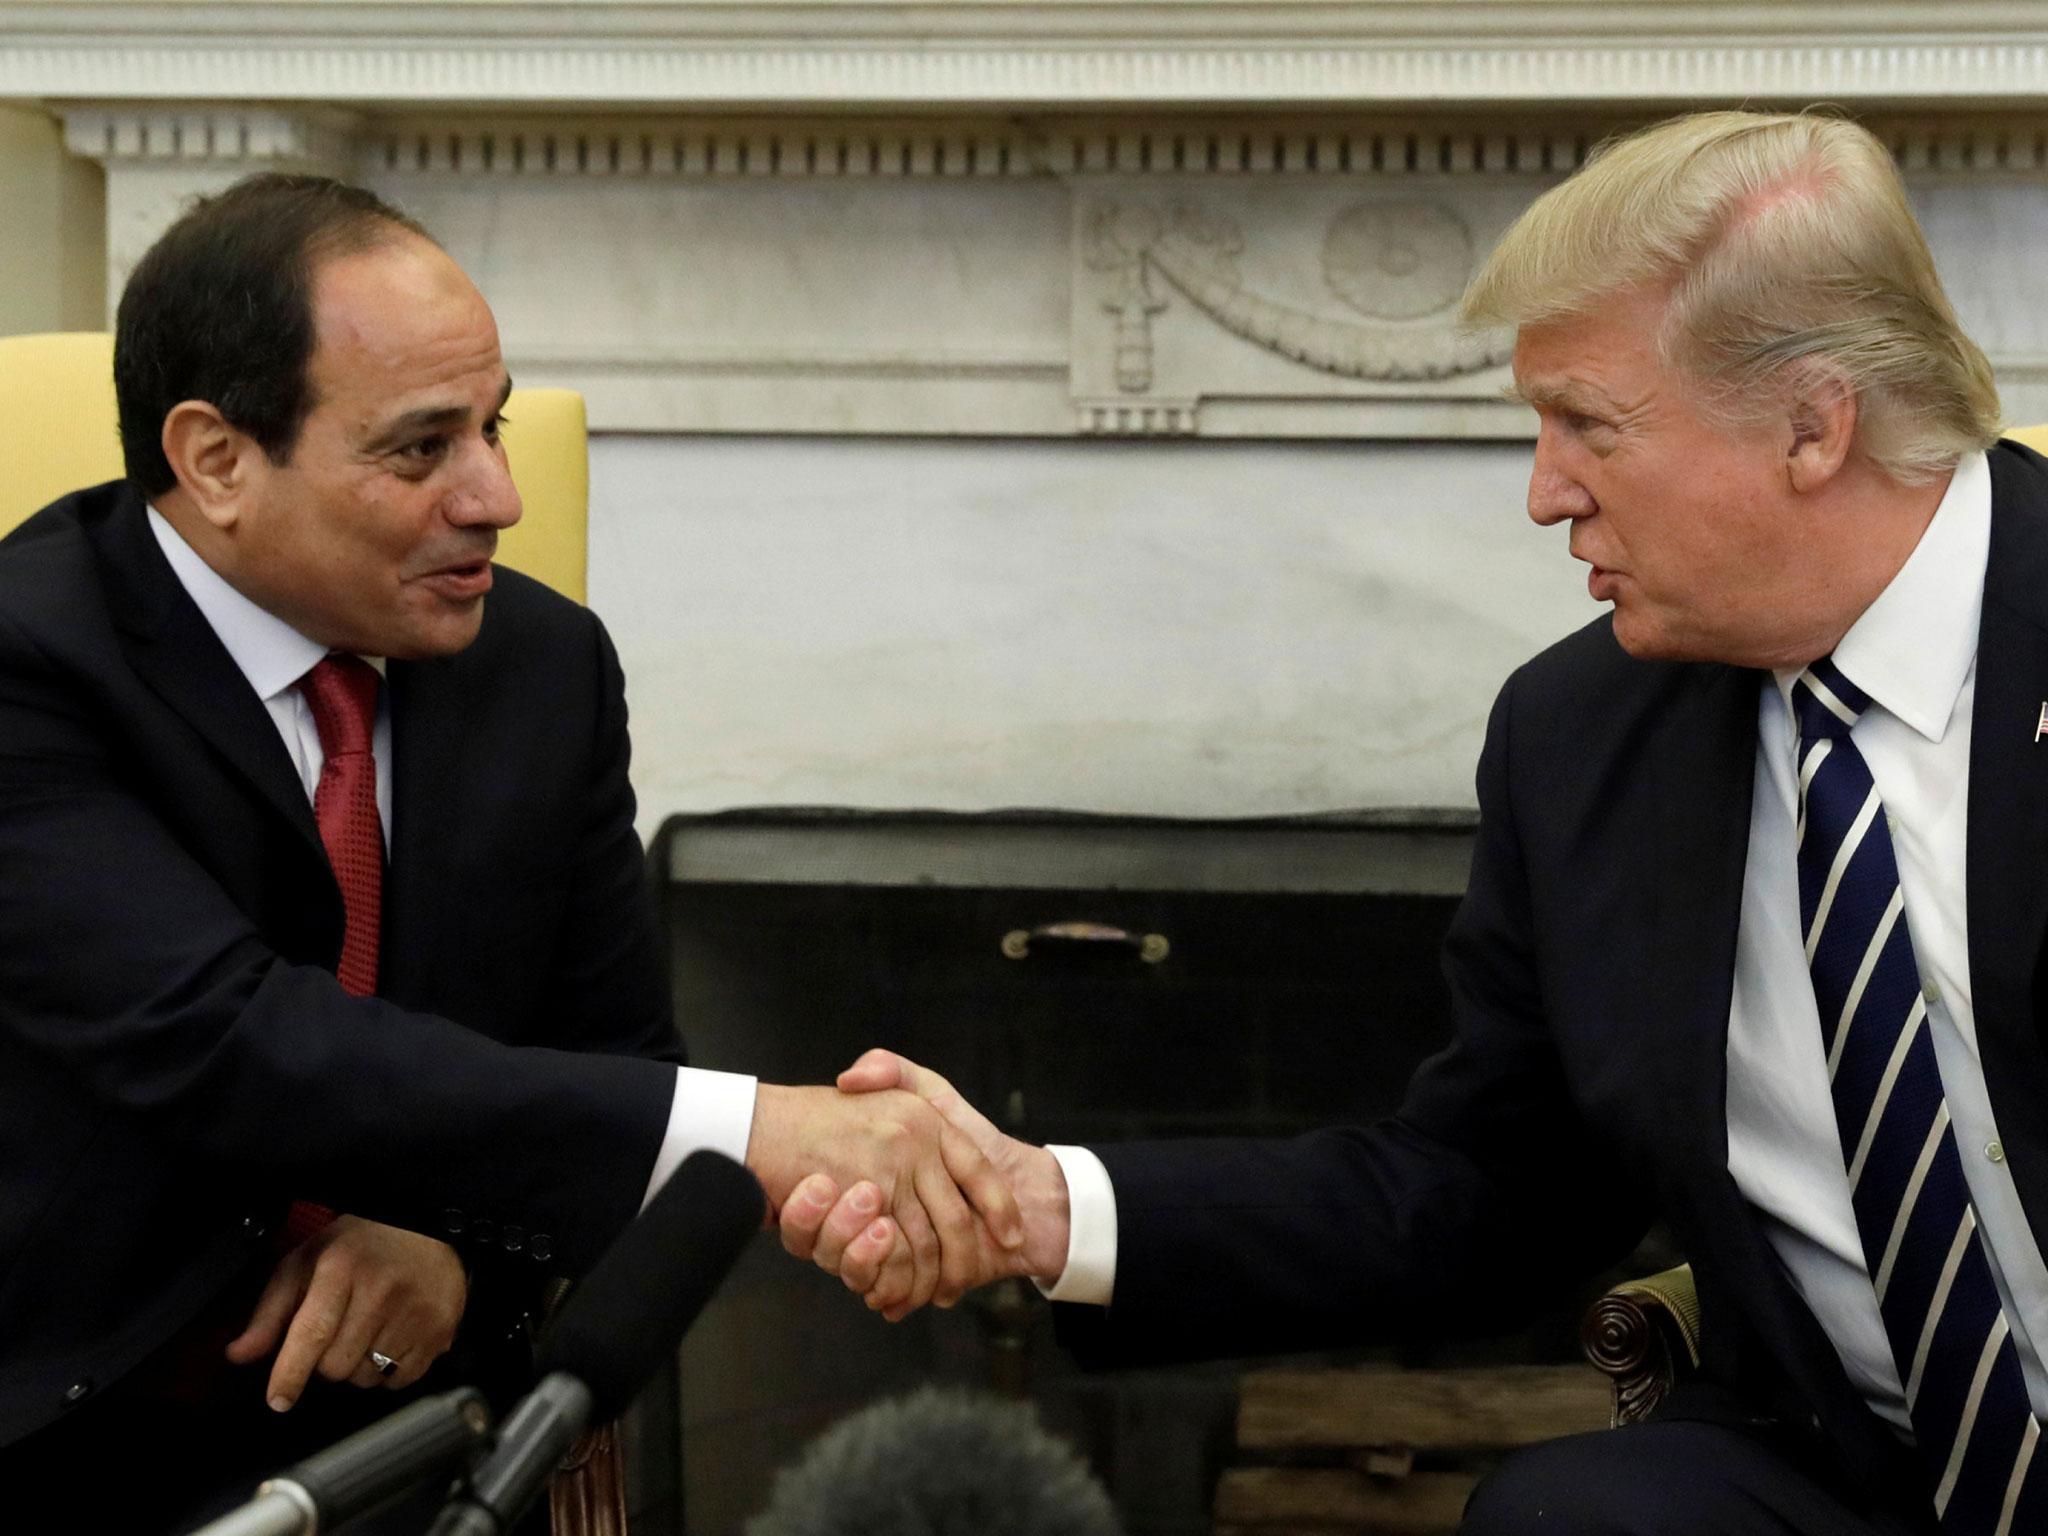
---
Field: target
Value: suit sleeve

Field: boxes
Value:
[1062,668,1656,1364]
[0,604,674,1277]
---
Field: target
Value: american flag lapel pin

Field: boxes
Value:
[2037,703,2048,742]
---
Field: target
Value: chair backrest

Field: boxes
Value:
[2005,423,2048,458]
[0,332,588,603]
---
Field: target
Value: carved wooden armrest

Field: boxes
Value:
[549,1421,630,1536]
[1579,1263,1701,1427]
[538,1275,631,1536]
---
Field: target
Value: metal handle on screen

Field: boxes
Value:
[1000,921,1170,964]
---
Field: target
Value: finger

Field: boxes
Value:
[838,1217,898,1297]
[912,1152,981,1307]
[266,1271,352,1411]
[836,1047,909,1095]
[891,1189,943,1312]
[351,1344,428,1391]
[842,1055,1007,1156]
[810,1181,882,1276]
[313,1272,387,1388]
[860,1223,916,1318]
[226,1249,311,1366]
[907,1066,1005,1150]
[937,1120,1024,1252]
[375,1297,456,1391]
[778,1174,840,1262]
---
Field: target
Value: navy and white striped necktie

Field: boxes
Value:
[1795,655,2045,1533]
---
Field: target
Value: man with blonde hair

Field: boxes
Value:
[790,110,2048,1533]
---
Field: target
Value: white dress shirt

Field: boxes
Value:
[1727,450,2048,1429]
[145,507,757,1209]
[1049,452,2048,1413]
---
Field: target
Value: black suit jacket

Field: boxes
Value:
[1070,440,2048,1520]
[0,481,685,1447]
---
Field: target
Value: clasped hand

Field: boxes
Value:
[772,1052,1072,1320]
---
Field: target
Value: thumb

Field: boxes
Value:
[837,1048,911,1094]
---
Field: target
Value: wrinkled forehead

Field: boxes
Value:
[305,237,505,422]
[1508,290,1679,404]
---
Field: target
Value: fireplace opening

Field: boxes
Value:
[635,808,1597,1536]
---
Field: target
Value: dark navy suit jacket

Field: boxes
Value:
[1068,441,2048,1526]
[0,480,684,1447]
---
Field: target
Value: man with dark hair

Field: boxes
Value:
[0,173,1018,1532]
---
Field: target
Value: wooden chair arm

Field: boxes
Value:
[549,1422,630,1536]
[1579,1263,1701,1427]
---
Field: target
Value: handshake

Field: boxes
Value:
[752,1050,1071,1321]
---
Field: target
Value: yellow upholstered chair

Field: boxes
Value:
[2005,423,2048,458]
[0,331,588,604]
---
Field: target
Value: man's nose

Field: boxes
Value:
[1526,432,1596,527]
[445,438,523,531]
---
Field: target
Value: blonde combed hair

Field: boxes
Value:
[1462,110,2002,483]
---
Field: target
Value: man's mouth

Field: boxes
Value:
[418,558,494,600]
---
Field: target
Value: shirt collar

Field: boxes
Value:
[1770,449,1990,744]
[145,505,383,701]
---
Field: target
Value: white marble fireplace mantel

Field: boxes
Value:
[6,2,2048,110]
[8,2,2048,440]
[5,4,2048,820]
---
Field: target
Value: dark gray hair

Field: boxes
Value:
[746,1387,1123,1536]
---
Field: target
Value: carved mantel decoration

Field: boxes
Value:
[6,3,2048,438]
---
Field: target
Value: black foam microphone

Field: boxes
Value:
[183,1387,492,1536]
[426,1149,765,1536]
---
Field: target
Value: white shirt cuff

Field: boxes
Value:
[640,1066,759,1210]
[1036,1143,1117,1306]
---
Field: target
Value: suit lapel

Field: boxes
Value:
[1641,658,1919,1491]
[1966,442,2048,1251]
[87,486,325,860]
[1645,660,1759,1171]
[381,649,473,1004]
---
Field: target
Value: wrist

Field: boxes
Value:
[744,1082,809,1208]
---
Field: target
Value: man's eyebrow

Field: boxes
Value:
[1504,378,1608,413]
[364,377,514,452]
[1508,379,1568,408]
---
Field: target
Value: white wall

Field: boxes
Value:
[589,433,1599,835]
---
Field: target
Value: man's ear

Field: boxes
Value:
[1785,367,1858,495]
[160,401,255,529]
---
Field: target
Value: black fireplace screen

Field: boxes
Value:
[641,809,1491,1536]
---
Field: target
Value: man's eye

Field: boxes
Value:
[484,413,509,445]
[399,436,447,463]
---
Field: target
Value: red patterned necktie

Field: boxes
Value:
[284,653,385,1244]
[298,654,383,997]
